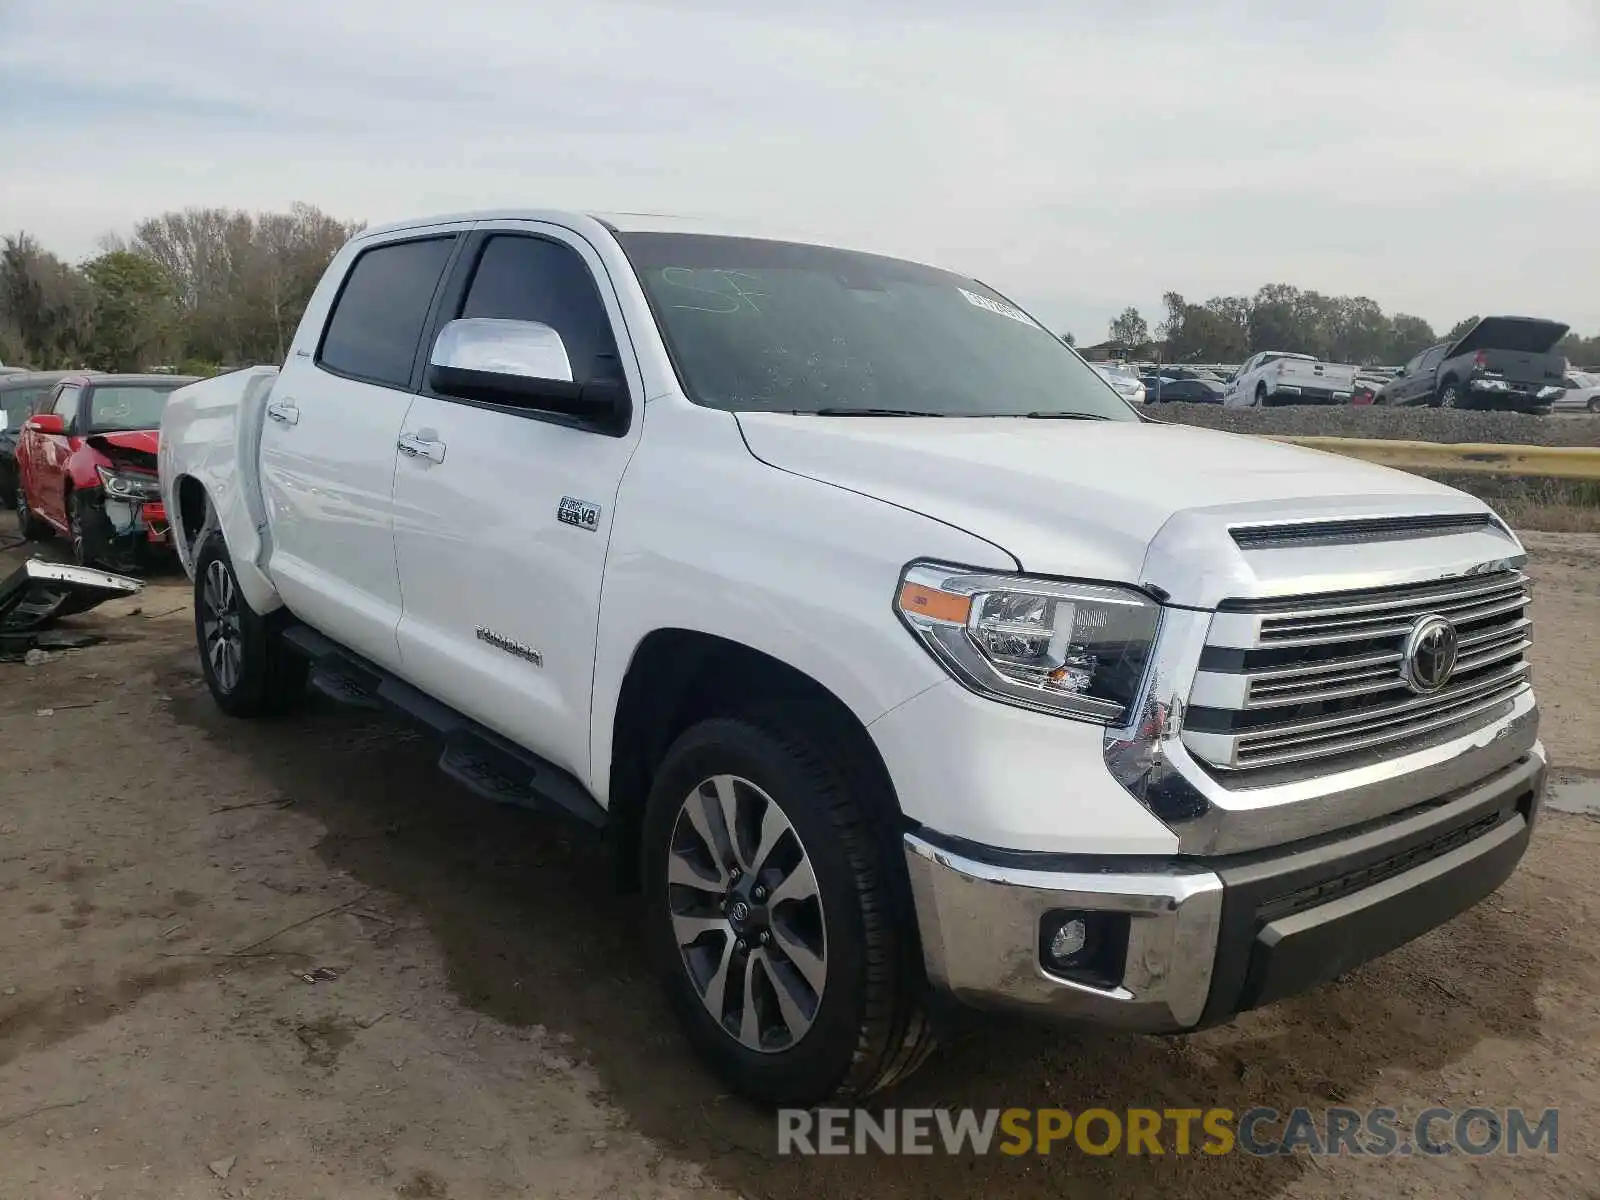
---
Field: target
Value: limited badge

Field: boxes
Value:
[557,496,602,531]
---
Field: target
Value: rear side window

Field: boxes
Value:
[319,236,457,388]
[457,236,621,386]
[1421,346,1446,371]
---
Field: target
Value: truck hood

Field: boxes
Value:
[86,430,160,472]
[1446,316,1569,358]
[735,413,1493,604]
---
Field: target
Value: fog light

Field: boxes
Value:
[1039,910,1130,989]
[1049,917,1088,963]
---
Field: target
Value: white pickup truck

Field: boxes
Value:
[1224,350,1360,407]
[160,211,1546,1106]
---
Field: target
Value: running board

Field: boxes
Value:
[281,624,605,828]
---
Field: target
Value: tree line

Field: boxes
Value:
[1075,287,1600,368]
[6,210,1598,374]
[0,204,362,374]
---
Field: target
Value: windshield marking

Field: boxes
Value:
[660,267,765,315]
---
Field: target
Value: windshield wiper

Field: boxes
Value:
[808,407,948,417]
[1022,411,1113,420]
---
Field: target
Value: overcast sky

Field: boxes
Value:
[2,0,1597,341]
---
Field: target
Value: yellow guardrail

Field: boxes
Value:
[1264,436,1600,481]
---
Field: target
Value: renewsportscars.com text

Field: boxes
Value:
[777,1106,1559,1157]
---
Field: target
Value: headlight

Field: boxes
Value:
[895,562,1161,722]
[96,465,161,500]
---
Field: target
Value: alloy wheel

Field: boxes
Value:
[201,559,245,694]
[1440,385,1459,408]
[666,774,828,1053]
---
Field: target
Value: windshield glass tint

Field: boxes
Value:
[618,233,1135,419]
[86,385,179,432]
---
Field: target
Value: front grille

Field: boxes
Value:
[1185,569,1532,772]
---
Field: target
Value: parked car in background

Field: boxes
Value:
[1375,317,1569,413]
[1224,351,1359,407]
[1,372,84,508]
[15,372,197,568]
[1148,365,1226,384]
[1552,370,1600,413]
[1092,364,1147,404]
[1142,376,1226,404]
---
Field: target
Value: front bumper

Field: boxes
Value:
[905,747,1545,1030]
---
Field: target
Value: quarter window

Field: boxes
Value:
[318,236,457,388]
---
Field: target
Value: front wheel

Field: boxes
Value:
[641,716,936,1106]
[15,483,50,540]
[192,531,307,717]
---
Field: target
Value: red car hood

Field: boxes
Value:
[86,429,160,455]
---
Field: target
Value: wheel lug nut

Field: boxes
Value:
[752,886,766,901]
[758,931,770,946]
[734,938,747,954]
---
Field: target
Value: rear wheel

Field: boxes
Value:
[641,716,936,1106]
[1437,380,1462,409]
[1589,396,1600,414]
[1253,383,1269,408]
[192,531,307,717]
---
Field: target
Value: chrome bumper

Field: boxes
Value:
[905,746,1546,1030]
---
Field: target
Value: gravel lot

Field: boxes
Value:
[2,515,1598,1200]
[1151,402,1600,446]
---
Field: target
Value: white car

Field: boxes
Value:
[1224,351,1360,407]
[160,210,1545,1105]
[1553,370,1600,413]
[1093,364,1147,404]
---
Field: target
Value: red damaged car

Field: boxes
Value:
[15,373,198,570]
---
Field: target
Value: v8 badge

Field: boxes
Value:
[557,496,602,532]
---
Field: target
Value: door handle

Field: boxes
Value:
[397,432,446,464]
[266,399,300,426]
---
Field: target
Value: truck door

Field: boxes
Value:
[257,232,461,669]
[390,223,645,781]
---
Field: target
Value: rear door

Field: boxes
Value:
[258,230,463,669]
[389,222,646,779]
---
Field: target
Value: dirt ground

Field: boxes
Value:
[1,513,1597,1200]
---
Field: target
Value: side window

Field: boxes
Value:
[52,386,81,428]
[457,235,621,386]
[318,236,457,388]
[1420,346,1446,371]
[1403,353,1424,373]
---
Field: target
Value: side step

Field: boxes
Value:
[282,624,605,828]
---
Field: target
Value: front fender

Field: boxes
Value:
[588,397,1016,807]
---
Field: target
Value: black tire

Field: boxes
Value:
[1253,383,1269,408]
[641,716,936,1106]
[66,489,91,566]
[192,530,307,717]
[15,482,50,540]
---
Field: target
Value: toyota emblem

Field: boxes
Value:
[1401,615,1459,695]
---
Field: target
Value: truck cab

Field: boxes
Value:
[159,211,1545,1106]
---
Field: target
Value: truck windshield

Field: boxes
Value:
[617,232,1136,420]
[85,384,180,433]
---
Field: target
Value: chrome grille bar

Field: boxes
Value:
[1185,567,1532,773]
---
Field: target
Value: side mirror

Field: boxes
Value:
[26,413,65,435]
[427,318,629,430]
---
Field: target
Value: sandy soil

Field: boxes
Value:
[1,517,1596,1200]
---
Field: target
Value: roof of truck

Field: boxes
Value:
[358,209,857,252]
